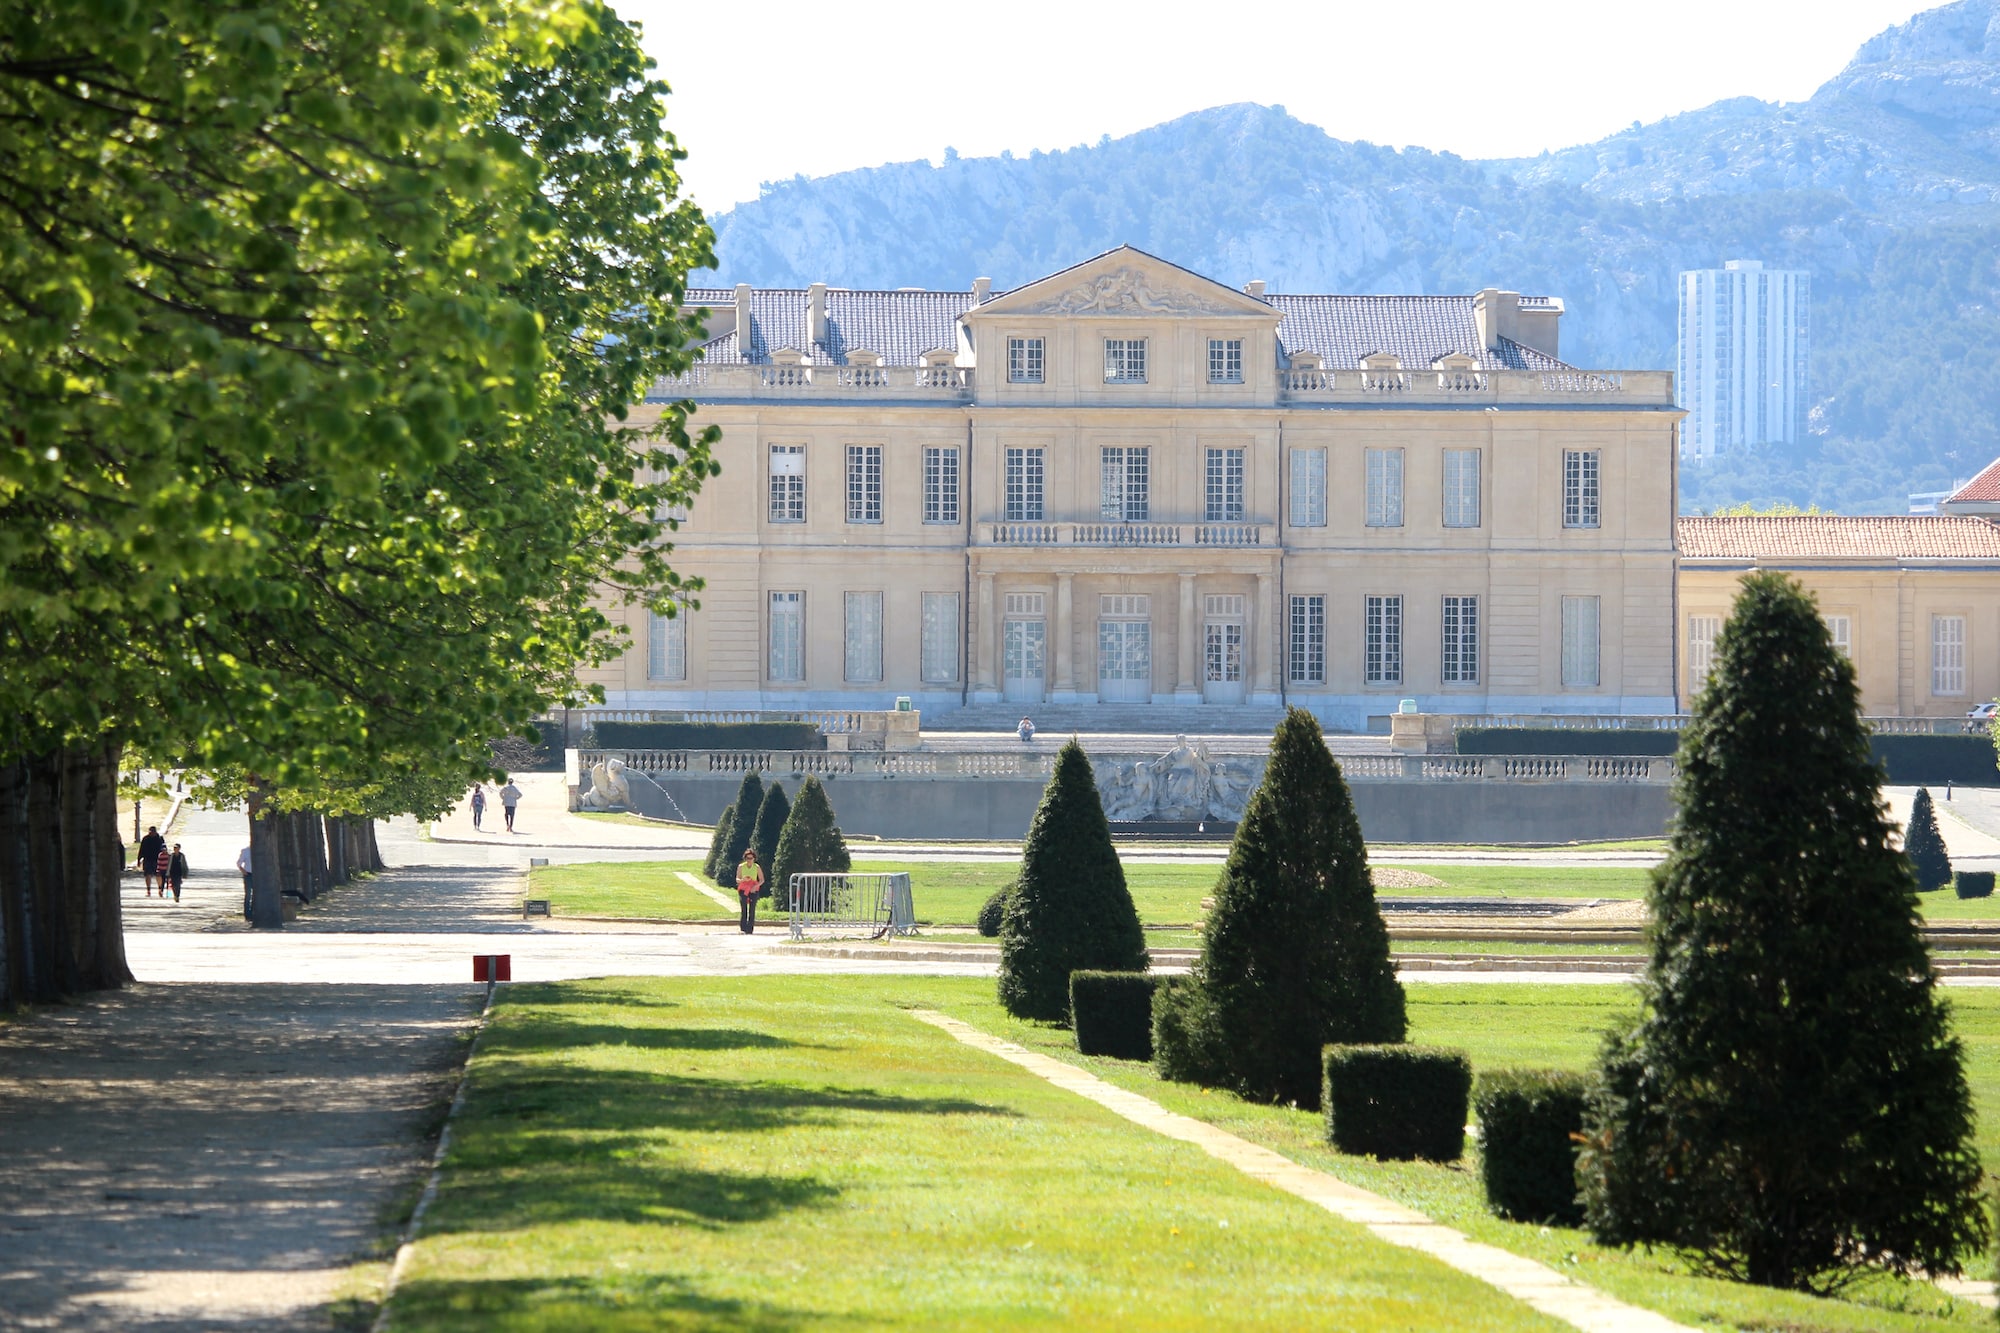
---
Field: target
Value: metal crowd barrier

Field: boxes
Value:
[787,872,915,940]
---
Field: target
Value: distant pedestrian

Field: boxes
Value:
[735,849,765,934]
[154,843,172,898]
[1017,716,1036,743]
[499,780,523,832]
[167,844,188,903]
[139,825,165,896]
[237,844,253,920]
[470,784,487,831]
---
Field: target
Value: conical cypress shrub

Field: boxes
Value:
[712,771,763,886]
[997,740,1147,1023]
[1581,572,1985,1292]
[751,782,791,896]
[770,775,850,907]
[702,805,736,881]
[1186,707,1403,1108]
[1904,787,1952,892]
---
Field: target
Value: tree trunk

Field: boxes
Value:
[245,786,284,930]
[325,816,349,887]
[361,820,385,873]
[0,742,132,1007]
[302,811,329,902]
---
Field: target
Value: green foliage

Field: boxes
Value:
[1475,1070,1591,1226]
[997,741,1147,1023]
[751,783,790,896]
[588,722,825,751]
[976,886,1009,937]
[1070,972,1160,1061]
[702,805,736,881]
[1151,976,1229,1088]
[1904,788,1952,891]
[1322,1045,1471,1162]
[769,776,850,907]
[1581,572,1986,1292]
[1456,729,1678,757]
[712,772,762,886]
[1955,871,1995,900]
[1869,735,2000,787]
[1459,729,2000,785]
[1179,708,1404,1109]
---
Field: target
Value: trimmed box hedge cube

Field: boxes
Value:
[1955,870,1996,900]
[1474,1069,1590,1226]
[1322,1044,1471,1162]
[1071,971,1159,1061]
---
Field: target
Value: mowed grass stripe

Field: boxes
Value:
[385,976,1566,1331]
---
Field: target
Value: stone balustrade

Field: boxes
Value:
[978,521,1266,548]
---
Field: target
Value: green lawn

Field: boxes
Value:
[385,976,1567,1331]
[526,861,731,919]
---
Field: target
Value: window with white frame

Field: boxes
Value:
[1104,338,1147,384]
[1687,615,1720,694]
[1204,448,1244,522]
[1827,615,1852,658]
[647,608,686,682]
[921,592,960,683]
[844,591,882,683]
[1290,448,1326,527]
[768,445,805,523]
[768,591,804,681]
[1562,596,1601,687]
[1442,596,1479,684]
[1208,338,1243,384]
[1365,448,1403,528]
[1007,337,1044,384]
[1933,614,1967,695]
[1005,447,1045,521]
[1442,449,1481,528]
[923,446,959,524]
[1563,450,1600,529]
[1101,447,1149,521]
[1289,595,1326,684]
[1365,595,1402,685]
[845,445,882,524]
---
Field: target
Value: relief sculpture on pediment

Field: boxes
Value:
[1031,266,1238,317]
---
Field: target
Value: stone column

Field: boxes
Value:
[974,573,997,697]
[1053,573,1076,699]
[1176,573,1200,699]
[1253,571,1277,699]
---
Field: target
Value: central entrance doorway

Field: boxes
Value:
[1098,595,1152,703]
[1203,595,1246,704]
[1002,592,1045,703]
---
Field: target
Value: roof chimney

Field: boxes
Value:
[734,283,753,353]
[1473,289,1516,352]
[807,282,827,349]
[1244,280,1266,299]
[972,276,992,304]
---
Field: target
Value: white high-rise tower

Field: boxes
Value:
[1676,259,1809,461]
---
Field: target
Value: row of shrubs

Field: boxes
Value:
[1069,970,1591,1224]
[1458,726,2000,785]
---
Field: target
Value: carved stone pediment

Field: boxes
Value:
[1021,266,1245,318]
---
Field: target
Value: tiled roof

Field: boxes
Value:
[1678,515,2000,560]
[1265,294,1569,372]
[1946,456,2000,504]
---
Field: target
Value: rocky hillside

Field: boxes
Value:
[700,0,2000,513]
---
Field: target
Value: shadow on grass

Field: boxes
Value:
[487,1024,820,1054]
[434,1149,844,1234]
[389,1273,850,1332]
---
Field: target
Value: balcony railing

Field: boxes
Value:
[979,522,1266,548]
[648,364,973,401]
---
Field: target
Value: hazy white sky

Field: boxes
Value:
[621,0,1933,211]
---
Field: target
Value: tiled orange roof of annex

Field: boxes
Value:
[1677,515,2000,562]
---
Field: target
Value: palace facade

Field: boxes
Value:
[582,247,1683,731]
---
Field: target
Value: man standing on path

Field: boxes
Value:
[236,844,253,920]
[735,848,765,934]
[138,825,165,897]
[470,784,487,831]
[166,844,188,904]
[499,779,522,833]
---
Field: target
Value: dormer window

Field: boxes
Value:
[1104,338,1147,384]
[919,348,962,389]
[1007,337,1044,384]
[770,347,806,365]
[1208,338,1243,384]
[846,349,882,367]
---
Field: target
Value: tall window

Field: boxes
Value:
[1687,615,1720,694]
[1365,595,1402,685]
[923,446,959,524]
[1562,596,1601,688]
[768,591,804,682]
[1101,447,1149,521]
[1208,338,1243,384]
[647,609,686,682]
[921,592,960,683]
[1441,596,1479,684]
[1289,594,1325,685]
[768,445,805,523]
[1004,447,1045,521]
[1007,337,1044,384]
[1827,614,1852,659]
[1563,450,1601,529]
[1290,448,1326,527]
[1365,448,1403,528]
[845,445,882,524]
[844,591,882,683]
[1934,614,1967,695]
[1204,448,1244,522]
[1104,338,1147,384]
[1442,449,1481,528]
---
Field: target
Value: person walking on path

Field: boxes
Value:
[499,780,522,833]
[166,844,188,903]
[469,784,487,831]
[236,845,253,921]
[735,849,765,934]
[138,825,165,896]
[154,843,173,900]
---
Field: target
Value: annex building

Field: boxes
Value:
[584,247,1683,732]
